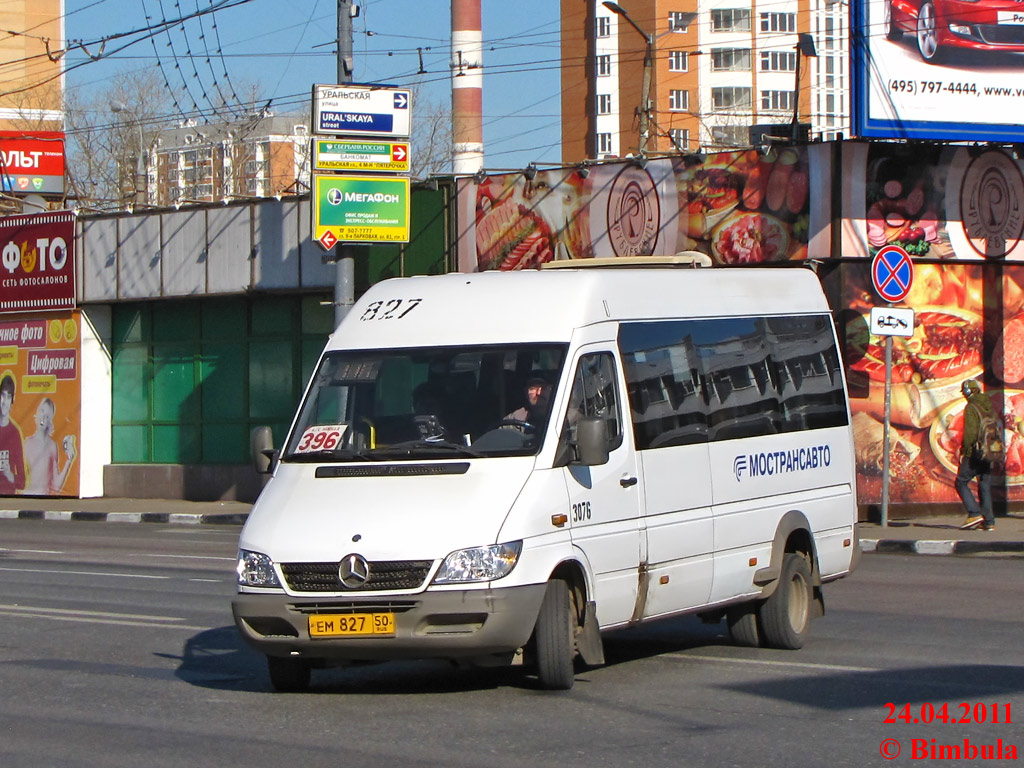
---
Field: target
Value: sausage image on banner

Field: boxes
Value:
[993,313,1024,386]
[847,307,982,385]
[475,197,554,270]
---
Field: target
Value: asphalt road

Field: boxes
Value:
[1,521,1022,768]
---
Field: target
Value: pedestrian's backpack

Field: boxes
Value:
[969,402,1004,464]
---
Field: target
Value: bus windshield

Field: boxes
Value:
[283,343,568,461]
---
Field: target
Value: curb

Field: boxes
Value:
[3,512,1024,554]
[860,538,1024,556]
[0,509,248,525]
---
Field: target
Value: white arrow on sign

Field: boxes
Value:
[393,145,407,162]
[394,92,408,109]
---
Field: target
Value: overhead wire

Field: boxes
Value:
[140,0,195,123]
[154,0,204,118]
[13,1,861,170]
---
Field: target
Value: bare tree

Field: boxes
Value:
[63,69,174,209]
[410,91,452,180]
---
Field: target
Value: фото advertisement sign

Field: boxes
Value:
[0,212,75,313]
[312,174,411,246]
[853,0,1024,141]
[0,310,81,497]
[458,147,831,271]
[0,132,66,196]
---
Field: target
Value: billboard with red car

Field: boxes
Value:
[854,0,1024,140]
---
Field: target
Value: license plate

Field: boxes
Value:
[998,11,1024,24]
[308,612,395,638]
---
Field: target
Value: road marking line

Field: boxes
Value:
[664,653,877,673]
[0,603,187,622]
[0,566,168,580]
[136,553,235,562]
[0,548,64,554]
[0,609,207,631]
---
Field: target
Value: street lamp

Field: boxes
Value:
[791,33,818,141]
[109,101,148,206]
[602,1,653,154]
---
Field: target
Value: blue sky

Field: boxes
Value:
[62,0,563,169]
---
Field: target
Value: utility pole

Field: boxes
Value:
[334,0,356,329]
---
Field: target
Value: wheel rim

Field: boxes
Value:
[786,572,809,632]
[918,5,937,59]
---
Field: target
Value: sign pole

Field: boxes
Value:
[869,245,915,529]
[881,334,892,528]
[335,0,356,330]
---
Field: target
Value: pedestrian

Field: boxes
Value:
[957,379,996,531]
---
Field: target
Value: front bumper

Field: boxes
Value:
[232,583,548,662]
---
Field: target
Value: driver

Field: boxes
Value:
[507,376,552,428]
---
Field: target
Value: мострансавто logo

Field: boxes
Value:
[733,445,831,481]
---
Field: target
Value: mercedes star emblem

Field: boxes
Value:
[338,553,370,588]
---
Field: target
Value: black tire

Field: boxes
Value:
[726,603,762,647]
[532,579,576,690]
[759,553,812,650]
[884,1,902,41]
[916,1,944,64]
[267,655,311,692]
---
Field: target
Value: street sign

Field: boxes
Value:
[870,244,914,303]
[313,84,412,138]
[313,174,411,246]
[870,306,915,337]
[868,245,915,530]
[313,139,410,173]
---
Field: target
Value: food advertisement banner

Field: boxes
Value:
[0,311,80,497]
[846,261,1024,504]
[0,212,76,313]
[853,0,1024,141]
[841,143,1024,261]
[458,147,832,271]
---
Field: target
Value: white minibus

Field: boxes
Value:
[233,259,859,691]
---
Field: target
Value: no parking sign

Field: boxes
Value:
[871,245,914,303]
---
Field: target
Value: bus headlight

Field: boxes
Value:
[433,541,522,584]
[236,550,281,588]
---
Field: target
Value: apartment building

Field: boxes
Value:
[148,115,311,207]
[560,0,848,161]
[0,0,63,132]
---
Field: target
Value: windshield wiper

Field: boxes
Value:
[374,439,485,458]
[285,447,379,462]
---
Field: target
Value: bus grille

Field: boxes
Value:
[281,560,433,592]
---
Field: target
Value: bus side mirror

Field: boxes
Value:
[251,426,277,474]
[575,416,610,466]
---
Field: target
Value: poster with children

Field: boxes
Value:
[0,311,80,497]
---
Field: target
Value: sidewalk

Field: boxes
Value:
[858,511,1024,556]
[0,497,251,526]
[2,497,1023,557]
